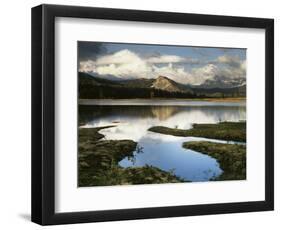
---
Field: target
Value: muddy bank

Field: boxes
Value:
[183,141,246,180]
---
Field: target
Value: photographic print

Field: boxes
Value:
[32,5,274,224]
[78,41,246,187]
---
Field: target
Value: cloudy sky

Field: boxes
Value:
[78,42,246,85]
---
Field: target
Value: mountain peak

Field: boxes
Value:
[156,75,170,80]
[152,75,181,92]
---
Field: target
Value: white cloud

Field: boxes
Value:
[217,55,240,64]
[79,60,96,73]
[241,60,246,71]
[79,50,246,85]
[95,61,152,79]
[95,49,143,65]
[190,64,219,85]
[147,55,187,64]
[217,55,245,69]
[80,49,152,79]
[216,55,246,79]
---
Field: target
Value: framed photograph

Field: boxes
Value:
[31,4,274,225]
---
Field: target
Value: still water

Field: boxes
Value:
[79,100,246,182]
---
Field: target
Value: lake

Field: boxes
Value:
[79,99,246,182]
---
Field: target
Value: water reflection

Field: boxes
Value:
[79,101,246,182]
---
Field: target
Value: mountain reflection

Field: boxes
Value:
[79,105,246,125]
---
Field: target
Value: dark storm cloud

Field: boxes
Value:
[78,42,107,61]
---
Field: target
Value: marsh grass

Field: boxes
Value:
[79,121,246,186]
[148,121,246,142]
[183,141,246,180]
[78,126,183,186]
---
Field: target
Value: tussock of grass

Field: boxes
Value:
[80,164,184,187]
[79,125,116,142]
[183,141,246,180]
[148,121,246,142]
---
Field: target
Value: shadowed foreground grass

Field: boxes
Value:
[79,126,183,186]
[183,141,246,180]
[148,121,246,142]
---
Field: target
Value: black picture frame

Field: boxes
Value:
[31,4,274,225]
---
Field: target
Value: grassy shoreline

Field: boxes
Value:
[79,121,247,185]
[148,121,246,142]
[79,97,246,104]
[79,126,183,186]
[149,121,246,181]
[183,141,246,180]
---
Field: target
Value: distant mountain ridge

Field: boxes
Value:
[196,75,246,89]
[79,72,246,99]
